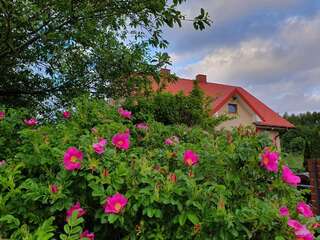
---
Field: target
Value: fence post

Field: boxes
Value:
[307,159,320,215]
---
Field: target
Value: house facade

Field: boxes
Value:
[157,70,294,149]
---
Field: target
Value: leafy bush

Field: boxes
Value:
[124,82,229,131]
[282,112,320,159]
[289,137,306,155]
[0,97,317,239]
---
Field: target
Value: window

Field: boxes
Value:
[228,103,237,113]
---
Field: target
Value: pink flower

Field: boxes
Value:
[282,165,301,187]
[0,111,5,120]
[295,226,314,240]
[287,219,314,240]
[112,133,130,150]
[165,136,179,145]
[136,122,148,130]
[165,138,174,145]
[104,193,128,214]
[63,147,83,171]
[183,150,199,167]
[50,184,58,193]
[66,202,86,220]
[288,219,304,231]
[279,206,289,217]
[80,230,95,240]
[0,160,6,166]
[63,111,71,119]
[287,219,314,239]
[24,118,37,126]
[296,202,314,218]
[118,108,132,119]
[260,149,279,172]
[92,138,107,154]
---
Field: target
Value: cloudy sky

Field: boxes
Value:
[164,0,320,114]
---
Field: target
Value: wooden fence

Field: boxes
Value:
[307,159,320,215]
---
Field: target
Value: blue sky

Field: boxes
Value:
[163,0,320,114]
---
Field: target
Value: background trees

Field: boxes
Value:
[281,112,320,166]
[0,0,211,111]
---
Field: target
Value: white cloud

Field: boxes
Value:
[177,13,320,113]
[165,0,305,64]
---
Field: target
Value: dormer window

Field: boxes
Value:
[228,103,238,114]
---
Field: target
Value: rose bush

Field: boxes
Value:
[0,97,318,239]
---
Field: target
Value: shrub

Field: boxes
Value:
[281,112,320,159]
[289,137,306,155]
[0,97,316,239]
[124,82,229,131]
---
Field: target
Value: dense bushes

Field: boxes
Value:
[282,112,320,159]
[0,97,317,239]
[124,82,228,131]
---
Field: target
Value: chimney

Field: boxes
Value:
[160,68,171,75]
[196,74,207,84]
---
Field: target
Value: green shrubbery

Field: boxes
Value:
[0,97,317,239]
[282,112,320,160]
[124,82,229,131]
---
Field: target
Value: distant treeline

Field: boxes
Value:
[281,112,320,159]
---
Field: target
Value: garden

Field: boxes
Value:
[1,1,319,239]
[0,95,319,239]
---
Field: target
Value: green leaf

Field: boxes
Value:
[178,214,187,226]
[108,214,119,224]
[187,213,199,224]
[60,234,68,240]
[0,215,20,229]
[64,224,70,234]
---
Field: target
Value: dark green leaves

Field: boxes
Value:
[193,8,211,30]
[0,0,211,112]
[60,211,84,240]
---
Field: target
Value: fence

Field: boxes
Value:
[307,159,320,215]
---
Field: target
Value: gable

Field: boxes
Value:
[158,74,294,129]
[215,93,262,129]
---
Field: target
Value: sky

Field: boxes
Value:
[163,0,320,114]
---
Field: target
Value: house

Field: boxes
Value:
[156,69,295,149]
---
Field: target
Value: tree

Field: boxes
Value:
[0,0,211,111]
[282,112,320,158]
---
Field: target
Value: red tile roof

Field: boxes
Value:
[156,78,294,129]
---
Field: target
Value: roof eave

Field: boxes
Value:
[254,122,295,130]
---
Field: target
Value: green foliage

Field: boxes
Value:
[282,112,320,159]
[282,153,304,172]
[60,211,84,240]
[124,82,229,131]
[284,112,320,126]
[289,137,306,155]
[0,97,314,239]
[0,107,32,160]
[8,217,56,240]
[31,217,56,240]
[0,0,211,111]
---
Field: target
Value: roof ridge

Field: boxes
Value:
[178,77,238,88]
[161,77,295,128]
